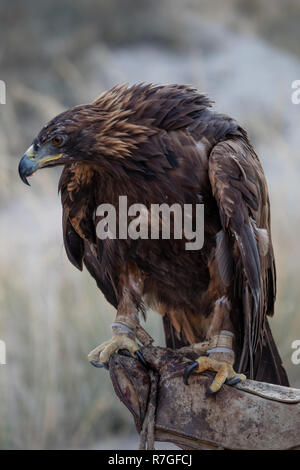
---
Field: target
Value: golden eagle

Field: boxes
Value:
[19,84,289,393]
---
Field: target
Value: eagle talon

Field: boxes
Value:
[88,334,141,368]
[183,356,246,393]
[90,360,109,370]
[226,377,243,386]
[135,350,149,369]
[183,361,199,385]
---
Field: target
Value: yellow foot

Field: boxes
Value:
[87,334,147,369]
[183,356,246,395]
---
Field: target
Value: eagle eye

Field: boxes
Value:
[51,135,65,147]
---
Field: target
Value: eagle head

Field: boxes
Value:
[18,105,101,185]
[18,85,152,186]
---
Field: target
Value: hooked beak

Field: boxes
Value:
[18,144,63,186]
[18,145,36,186]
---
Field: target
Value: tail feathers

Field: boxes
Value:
[252,320,289,386]
[163,314,189,349]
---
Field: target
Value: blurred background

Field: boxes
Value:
[0,0,300,449]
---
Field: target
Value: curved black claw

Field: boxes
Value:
[226,377,242,386]
[135,350,149,369]
[205,387,215,397]
[90,360,109,370]
[183,361,199,385]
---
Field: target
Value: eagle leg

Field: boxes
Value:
[184,297,246,394]
[183,356,246,394]
[88,264,148,369]
[88,334,147,369]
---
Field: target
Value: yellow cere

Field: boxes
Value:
[38,154,63,167]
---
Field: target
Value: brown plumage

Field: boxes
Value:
[19,83,289,386]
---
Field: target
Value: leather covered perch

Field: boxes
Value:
[107,339,300,450]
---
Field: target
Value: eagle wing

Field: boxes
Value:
[208,132,277,377]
